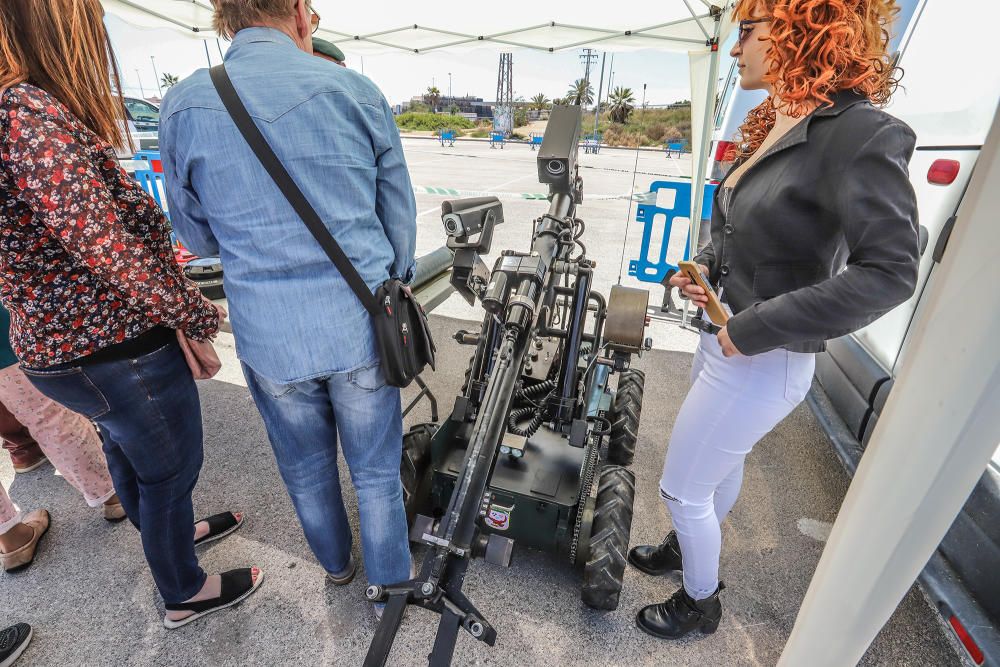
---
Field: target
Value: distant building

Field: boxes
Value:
[403,94,493,119]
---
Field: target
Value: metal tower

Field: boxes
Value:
[494,52,513,136]
[579,48,599,105]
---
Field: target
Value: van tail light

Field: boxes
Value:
[714,140,735,162]
[949,615,985,665]
[928,159,960,185]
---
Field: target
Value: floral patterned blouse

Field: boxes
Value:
[0,83,218,368]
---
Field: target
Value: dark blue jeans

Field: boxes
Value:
[22,341,206,604]
[242,356,411,586]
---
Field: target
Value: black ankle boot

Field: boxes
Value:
[627,530,683,575]
[635,583,724,640]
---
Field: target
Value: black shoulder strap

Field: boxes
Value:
[208,63,378,315]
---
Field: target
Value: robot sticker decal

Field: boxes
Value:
[485,502,514,531]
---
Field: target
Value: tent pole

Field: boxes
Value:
[685,18,721,327]
[778,107,1000,666]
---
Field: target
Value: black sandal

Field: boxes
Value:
[163,568,264,629]
[194,511,244,547]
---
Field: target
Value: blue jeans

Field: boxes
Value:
[242,356,410,586]
[22,342,206,604]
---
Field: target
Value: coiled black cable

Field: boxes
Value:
[517,379,556,400]
[508,406,547,438]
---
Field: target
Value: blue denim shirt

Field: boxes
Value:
[159,28,416,383]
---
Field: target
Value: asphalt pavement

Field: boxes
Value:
[0,313,963,666]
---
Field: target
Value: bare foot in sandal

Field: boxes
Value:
[194,511,243,546]
[164,567,262,627]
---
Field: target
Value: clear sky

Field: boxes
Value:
[105,15,694,107]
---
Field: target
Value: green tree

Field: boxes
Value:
[608,86,636,124]
[566,79,594,106]
[160,73,180,89]
[530,93,550,111]
[423,86,441,112]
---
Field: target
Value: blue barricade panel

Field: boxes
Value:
[628,180,717,284]
[439,130,456,147]
[134,169,170,221]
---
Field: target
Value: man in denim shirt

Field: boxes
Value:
[159,0,415,606]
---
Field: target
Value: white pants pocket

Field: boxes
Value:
[783,351,816,406]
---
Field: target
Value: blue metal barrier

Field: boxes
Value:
[133,150,162,168]
[132,150,170,222]
[628,180,717,284]
[529,132,543,150]
[664,141,686,157]
[489,131,506,149]
[583,133,601,154]
[134,169,170,221]
[439,129,456,147]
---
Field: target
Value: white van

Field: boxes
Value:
[710,1,1000,664]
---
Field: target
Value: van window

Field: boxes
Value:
[714,59,739,131]
[889,0,922,54]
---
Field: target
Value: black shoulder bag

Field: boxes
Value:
[209,64,434,388]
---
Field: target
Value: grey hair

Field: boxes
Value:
[212,0,300,39]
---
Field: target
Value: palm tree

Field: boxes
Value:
[160,73,180,89]
[424,86,441,112]
[566,79,594,106]
[608,86,636,124]
[530,93,550,111]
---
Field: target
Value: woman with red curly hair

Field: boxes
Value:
[629,0,919,640]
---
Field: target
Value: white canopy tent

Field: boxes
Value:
[101,2,1000,664]
[103,0,735,256]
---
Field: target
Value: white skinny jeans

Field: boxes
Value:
[659,321,815,600]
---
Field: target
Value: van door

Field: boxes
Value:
[851,0,1000,375]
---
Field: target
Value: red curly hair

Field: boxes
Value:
[730,0,901,160]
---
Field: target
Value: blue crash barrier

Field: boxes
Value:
[583,133,601,154]
[529,132,544,150]
[489,131,506,149]
[664,141,687,157]
[628,180,717,284]
[439,129,456,147]
[132,150,170,222]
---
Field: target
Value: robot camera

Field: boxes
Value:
[536,105,582,195]
[441,196,504,240]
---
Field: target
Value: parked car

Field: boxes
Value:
[710,1,999,664]
[123,96,160,132]
[112,97,159,159]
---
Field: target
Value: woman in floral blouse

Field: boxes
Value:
[0,0,261,627]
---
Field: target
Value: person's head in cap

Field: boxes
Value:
[312,38,346,67]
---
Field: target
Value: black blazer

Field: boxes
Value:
[695,90,920,356]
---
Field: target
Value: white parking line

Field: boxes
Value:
[664,155,685,177]
[488,174,530,191]
[416,175,527,219]
[417,205,441,219]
